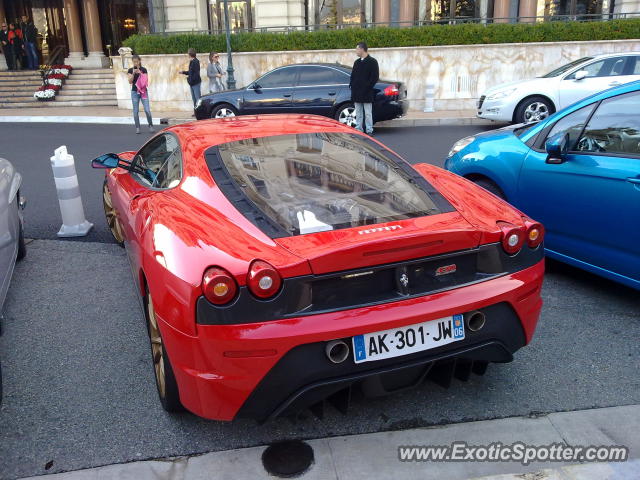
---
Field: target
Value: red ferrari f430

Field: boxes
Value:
[92,115,544,421]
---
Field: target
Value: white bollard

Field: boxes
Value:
[423,82,436,113]
[50,145,93,237]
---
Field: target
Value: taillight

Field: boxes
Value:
[524,219,544,248]
[498,222,525,255]
[383,84,399,96]
[202,266,237,305]
[247,260,282,299]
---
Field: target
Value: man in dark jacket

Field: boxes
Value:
[0,22,15,71]
[19,15,38,70]
[349,42,379,135]
[180,48,202,110]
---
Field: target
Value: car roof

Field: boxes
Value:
[164,114,358,151]
[590,51,640,59]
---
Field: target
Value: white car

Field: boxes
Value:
[477,52,640,124]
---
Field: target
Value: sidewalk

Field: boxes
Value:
[0,106,499,127]
[21,404,639,480]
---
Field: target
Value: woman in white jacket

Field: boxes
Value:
[207,52,225,93]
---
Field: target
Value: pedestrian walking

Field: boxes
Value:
[207,52,225,93]
[19,15,39,70]
[7,23,25,70]
[349,42,379,135]
[127,54,154,134]
[179,48,202,111]
[0,22,15,71]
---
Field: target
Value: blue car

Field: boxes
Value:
[445,81,640,290]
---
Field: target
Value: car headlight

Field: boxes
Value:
[195,98,203,109]
[447,136,475,158]
[486,88,517,101]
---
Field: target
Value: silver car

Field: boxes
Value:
[0,157,26,402]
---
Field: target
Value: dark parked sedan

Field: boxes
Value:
[194,63,408,126]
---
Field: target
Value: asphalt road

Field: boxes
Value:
[0,123,493,243]
[0,123,638,479]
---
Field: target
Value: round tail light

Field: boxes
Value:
[247,260,282,299]
[498,223,525,255]
[203,267,238,305]
[524,220,545,248]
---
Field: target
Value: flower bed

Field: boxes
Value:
[34,65,73,101]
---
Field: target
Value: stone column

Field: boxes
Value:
[399,0,415,25]
[493,0,511,22]
[375,0,391,23]
[82,0,109,67]
[518,0,537,22]
[63,0,85,66]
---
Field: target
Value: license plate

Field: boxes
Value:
[352,314,465,364]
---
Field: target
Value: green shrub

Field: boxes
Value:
[123,19,640,54]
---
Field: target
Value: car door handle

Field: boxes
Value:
[328,92,336,96]
[626,177,640,185]
[609,81,621,86]
[283,94,292,97]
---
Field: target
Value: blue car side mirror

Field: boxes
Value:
[92,153,120,169]
[545,132,570,164]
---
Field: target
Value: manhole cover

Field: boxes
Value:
[261,440,314,478]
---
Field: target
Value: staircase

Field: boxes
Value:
[0,68,117,108]
[0,70,42,108]
[54,69,117,107]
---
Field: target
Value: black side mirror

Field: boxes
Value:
[91,152,145,175]
[91,153,120,169]
[545,132,570,164]
[252,83,261,90]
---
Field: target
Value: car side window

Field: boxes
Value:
[256,68,297,88]
[628,56,640,75]
[545,103,596,149]
[566,57,628,79]
[132,133,183,189]
[297,66,348,86]
[574,91,640,157]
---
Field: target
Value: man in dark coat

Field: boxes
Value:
[0,22,16,71]
[349,42,379,135]
[180,48,202,110]
[19,15,38,70]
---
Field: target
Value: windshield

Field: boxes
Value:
[541,57,593,78]
[207,133,453,236]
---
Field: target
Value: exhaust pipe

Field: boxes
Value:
[325,340,350,364]
[466,311,486,332]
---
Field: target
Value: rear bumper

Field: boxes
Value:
[158,259,544,421]
[375,98,408,122]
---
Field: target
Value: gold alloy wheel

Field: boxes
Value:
[102,181,124,243]
[147,294,166,399]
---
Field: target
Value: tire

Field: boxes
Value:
[514,96,554,124]
[102,179,124,247]
[145,291,184,413]
[17,219,26,261]
[335,103,357,128]
[210,104,238,119]
[473,178,507,200]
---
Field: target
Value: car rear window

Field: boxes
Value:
[205,133,454,237]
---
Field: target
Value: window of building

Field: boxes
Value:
[209,0,254,32]
[542,0,609,19]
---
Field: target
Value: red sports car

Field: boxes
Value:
[92,115,544,422]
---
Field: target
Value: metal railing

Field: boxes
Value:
[147,12,639,36]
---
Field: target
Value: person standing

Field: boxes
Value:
[207,52,225,93]
[127,54,154,134]
[0,23,15,71]
[19,15,38,70]
[349,42,379,136]
[7,23,24,70]
[180,48,202,110]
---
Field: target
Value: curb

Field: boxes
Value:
[19,404,639,480]
[0,114,503,127]
[161,116,504,127]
